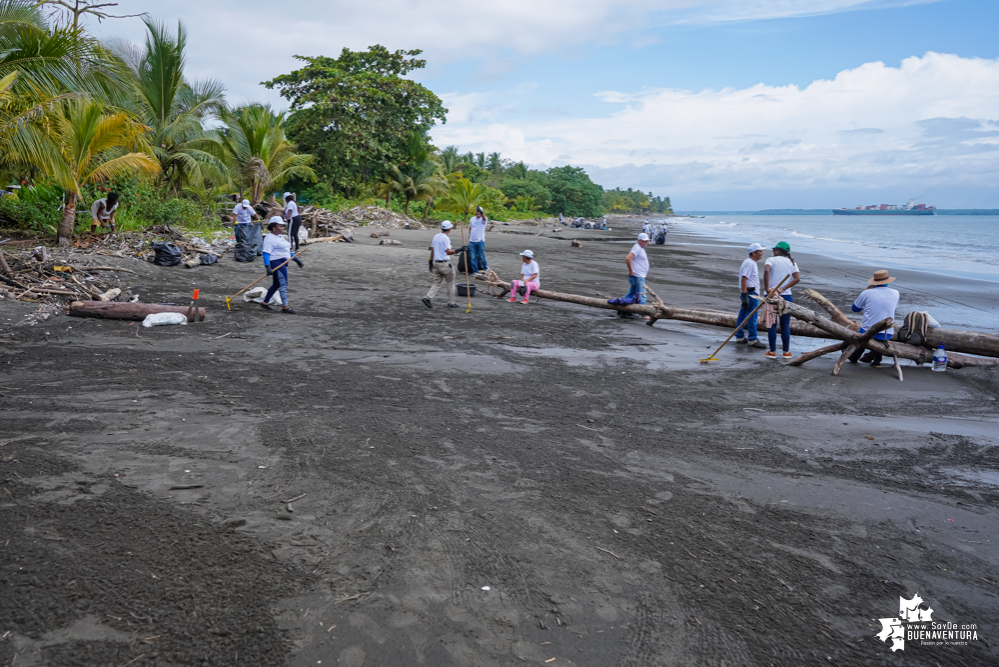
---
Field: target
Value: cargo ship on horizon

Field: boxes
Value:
[833,199,935,215]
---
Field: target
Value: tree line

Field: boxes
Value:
[0,1,671,246]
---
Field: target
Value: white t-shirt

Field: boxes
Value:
[739,257,760,291]
[628,243,649,278]
[519,260,540,284]
[284,200,299,220]
[233,203,255,224]
[262,232,291,260]
[90,198,118,220]
[431,232,452,261]
[642,223,651,235]
[469,215,487,243]
[765,256,799,295]
[853,286,900,336]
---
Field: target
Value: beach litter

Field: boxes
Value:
[143,312,188,327]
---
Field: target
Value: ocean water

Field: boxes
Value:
[666,214,999,283]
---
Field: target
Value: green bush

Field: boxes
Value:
[0,183,65,235]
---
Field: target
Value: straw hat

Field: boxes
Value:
[868,269,896,285]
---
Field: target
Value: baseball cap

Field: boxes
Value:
[637,233,650,241]
[241,199,250,207]
[773,241,791,251]
[520,249,534,258]
[283,192,292,199]
[747,243,765,253]
[440,220,453,230]
[269,216,284,225]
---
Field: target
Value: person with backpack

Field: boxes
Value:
[90,192,119,234]
[762,241,800,359]
[735,243,767,348]
[508,250,540,304]
[848,270,900,367]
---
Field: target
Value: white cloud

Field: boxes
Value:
[88,0,937,104]
[432,53,999,205]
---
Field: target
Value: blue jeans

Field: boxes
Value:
[768,294,793,352]
[735,290,759,340]
[468,241,487,273]
[626,275,646,305]
[264,260,289,306]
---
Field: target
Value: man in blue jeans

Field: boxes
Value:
[624,232,651,319]
[735,243,767,348]
[467,206,488,273]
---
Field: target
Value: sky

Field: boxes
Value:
[86,0,999,209]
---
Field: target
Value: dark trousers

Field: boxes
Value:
[734,289,759,340]
[289,215,303,251]
[264,261,289,306]
[768,294,793,352]
[849,338,886,365]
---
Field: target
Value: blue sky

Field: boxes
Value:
[92,0,999,209]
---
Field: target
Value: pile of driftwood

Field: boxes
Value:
[479,277,999,376]
[0,245,133,305]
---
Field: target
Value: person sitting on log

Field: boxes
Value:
[762,241,800,359]
[261,217,302,314]
[735,243,767,348]
[848,269,900,368]
[508,250,540,304]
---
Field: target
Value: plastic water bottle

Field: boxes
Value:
[932,345,947,372]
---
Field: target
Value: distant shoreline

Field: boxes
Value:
[676,209,999,216]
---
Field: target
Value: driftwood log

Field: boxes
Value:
[69,301,206,322]
[478,277,999,371]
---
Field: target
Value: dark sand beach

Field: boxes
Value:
[2,218,997,666]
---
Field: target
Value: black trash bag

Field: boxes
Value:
[199,253,218,265]
[234,222,263,262]
[456,248,469,274]
[654,233,666,245]
[152,241,182,267]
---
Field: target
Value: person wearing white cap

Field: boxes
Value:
[625,233,651,316]
[423,221,462,308]
[261,217,301,314]
[283,192,302,252]
[508,250,540,304]
[735,243,766,348]
[232,198,259,233]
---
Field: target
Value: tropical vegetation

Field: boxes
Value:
[0,1,672,244]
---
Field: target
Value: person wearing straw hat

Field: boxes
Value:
[508,250,540,304]
[283,192,302,252]
[423,220,462,309]
[735,243,767,348]
[261,217,301,314]
[848,269,900,367]
[762,241,800,359]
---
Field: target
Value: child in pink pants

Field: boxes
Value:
[509,249,540,304]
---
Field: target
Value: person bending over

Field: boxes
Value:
[508,250,540,304]
[90,192,119,234]
[848,270,900,368]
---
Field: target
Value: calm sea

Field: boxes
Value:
[668,214,999,283]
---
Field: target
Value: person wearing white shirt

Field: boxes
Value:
[90,192,119,234]
[624,233,651,319]
[232,198,259,237]
[423,221,461,308]
[735,243,766,348]
[508,250,540,304]
[261,217,302,314]
[467,206,489,273]
[762,241,801,359]
[283,192,302,252]
[642,221,652,236]
[848,269,901,367]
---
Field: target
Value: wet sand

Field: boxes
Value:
[1,219,997,666]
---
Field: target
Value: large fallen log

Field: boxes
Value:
[479,277,999,369]
[69,301,206,322]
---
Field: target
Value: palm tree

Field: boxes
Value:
[110,19,227,192]
[486,151,502,174]
[382,160,447,218]
[474,152,486,169]
[439,177,486,220]
[440,146,460,175]
[507,161,528,180]
[14,97,160,244]
[216,103,316,204]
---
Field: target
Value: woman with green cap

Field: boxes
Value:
[762,241,800,359]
